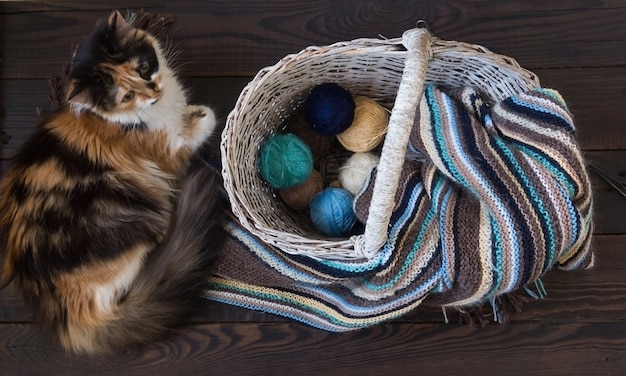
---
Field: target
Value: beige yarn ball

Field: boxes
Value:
[279,169,324,210]
[336,96,389,152]
[338,152,380,196]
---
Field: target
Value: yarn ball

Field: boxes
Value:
[309,187,357,237]
[285,111,334,157]
[279,169,324,210]
[258,133,314,189]
[338,152,380,196]
[305,83,356,136]
[337,96,390,152]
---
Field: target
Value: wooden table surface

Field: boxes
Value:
[1,1,625,375]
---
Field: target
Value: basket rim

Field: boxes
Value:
[221,29,541,261]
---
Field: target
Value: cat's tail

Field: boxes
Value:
[61,164,225,354]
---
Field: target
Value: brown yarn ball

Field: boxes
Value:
[315,149,353,186]
[279,169,324,210]
[336,96,389,152]
[285,111,333,157]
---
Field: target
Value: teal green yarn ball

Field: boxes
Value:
[309,187,356,237]
[258,133,314,189]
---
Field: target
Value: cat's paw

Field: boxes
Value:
[183,105,217,149]
[186,105,209,119]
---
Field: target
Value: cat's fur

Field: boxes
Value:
[0,11,224,354]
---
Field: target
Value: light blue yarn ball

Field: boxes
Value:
[258,133,314,189]
[309,187,357,237]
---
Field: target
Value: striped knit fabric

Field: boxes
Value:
[205,85,593,330]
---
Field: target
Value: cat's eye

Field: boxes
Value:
[122,91,135,102]
[138,62,150,75]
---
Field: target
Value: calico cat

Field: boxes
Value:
[0,11,224,354]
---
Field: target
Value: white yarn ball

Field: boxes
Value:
[338,152,380,196]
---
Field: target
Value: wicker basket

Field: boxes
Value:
[221,26,540,261]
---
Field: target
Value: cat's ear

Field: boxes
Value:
[65,79,90,106]
[108,10,129,35]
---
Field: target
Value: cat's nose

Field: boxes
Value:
[148,89,161,104]
[147,82,161,95]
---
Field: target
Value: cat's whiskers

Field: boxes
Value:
[160,37,178,61]
[160,38,185,73]
[136,106,151,125]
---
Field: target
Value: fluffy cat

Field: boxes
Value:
[0,11,224,354]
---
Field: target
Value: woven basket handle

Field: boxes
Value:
[361,27,432,257]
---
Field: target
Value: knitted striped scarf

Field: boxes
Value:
[205,85,593,330]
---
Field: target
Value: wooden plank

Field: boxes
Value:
[2,68,626,165]
[2,234,624,325]
[3,1,626,79]
[0,2,623,375]
[0,79,51,164]
[1,139,625,235]
[404,234,626,324]
[0,77,251,162]
[585,151,626,235]
[0,321,624,375]
[0,281,291,325]
[537,68,626,151]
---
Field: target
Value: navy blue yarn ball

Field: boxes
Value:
[305,83,356,136]
[309,187,357,237]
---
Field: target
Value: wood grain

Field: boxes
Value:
[3,0,626,78]
[1,235,624,326]
[586,151,626,235]
[0,322,624,375]
[0,77,251,165]
[2,81,624,232]
[1,2,625,375]
[537,68,626,151]
[2,69,626,165]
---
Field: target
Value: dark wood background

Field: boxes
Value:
[1,1,625,375]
